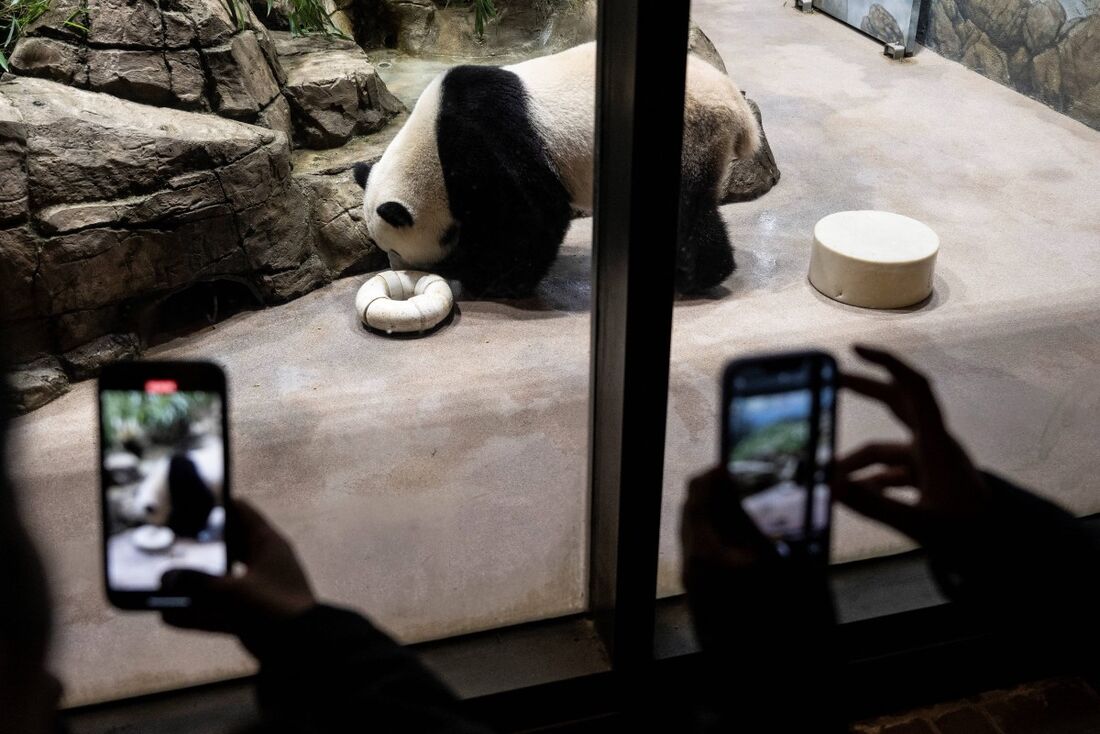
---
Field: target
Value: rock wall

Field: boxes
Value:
[0,75,386,411]
[924,0,1100,130]
[6,0,404,144]
[353,0,597,58]
[8,0,292,134]
[0,0,410,410]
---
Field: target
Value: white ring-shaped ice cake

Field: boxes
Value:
[355,270,454,333]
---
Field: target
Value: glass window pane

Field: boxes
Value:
[660,0,1100,598]
[4,0,601,703]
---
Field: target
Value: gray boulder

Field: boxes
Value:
[61,333,140,380]
[296,172,384,276]
[1031,46,1063,105]
[722,99,781,204]
[0,95,27,226]
[1059,14,1100,129]
[7,357,70,413]
[958,20,1011,84]
[0,75,383,400]
[860,3,905,45]
[955,0,1030,49]
[1023,0,1067,52]
[205,31,285,118]
[689,24,727,73]
[275,33,405,149]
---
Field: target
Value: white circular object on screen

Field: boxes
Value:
[133,524,175,553]
[809,210,939,309]
[355,270,454,334]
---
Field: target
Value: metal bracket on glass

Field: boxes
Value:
[796,0,814,13]
[883,42,906,60]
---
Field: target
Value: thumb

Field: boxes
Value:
[159,569,241,633]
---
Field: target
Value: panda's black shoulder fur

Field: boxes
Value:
[434,65,572,298]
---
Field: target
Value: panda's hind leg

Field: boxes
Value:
[676,201,734,294]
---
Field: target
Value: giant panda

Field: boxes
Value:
[353,41,761,298]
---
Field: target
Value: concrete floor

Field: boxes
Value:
[9,0,1100,705]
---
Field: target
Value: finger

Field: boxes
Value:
[840,372,917,428]
[835,465,915,496]
[834,442,916,476]
[852,344,930,388]
[160,569,220,596]
[839,372,896,404]
[158,570,239,632]
[682,467,730,548]
[846,352,948,439]
[835,473,928,540]
[229,500,285,563]
[853,345,953,451]
[682,467,773,558]
[161,607,236,634]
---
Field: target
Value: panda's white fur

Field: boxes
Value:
[357,41,761,296]
[363,74,453,270]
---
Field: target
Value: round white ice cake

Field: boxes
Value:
[808,210,939,309]
[355,270,453,334]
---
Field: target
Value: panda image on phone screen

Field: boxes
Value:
[101,385,227,592]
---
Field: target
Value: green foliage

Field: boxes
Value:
[471,0,496,40]
[730,420,809,462]
[102,391,219,449]
[446,0,496,41]
[228,0,347,37]
[1,0,88,71]
[279,0,346,36]
[1,0,49,70]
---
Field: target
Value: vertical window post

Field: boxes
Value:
[588,1,691,670]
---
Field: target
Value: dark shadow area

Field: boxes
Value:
[144,279,264,348]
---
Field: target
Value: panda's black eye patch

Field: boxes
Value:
[377,201,414,228]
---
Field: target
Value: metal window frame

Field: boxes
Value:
[587,0,691,671]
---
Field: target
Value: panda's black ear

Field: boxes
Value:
[352,161,373,189]
[377,201,414,228]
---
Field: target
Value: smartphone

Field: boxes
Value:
[721,350,837,560]
[98,361,230,609]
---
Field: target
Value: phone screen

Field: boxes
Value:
[724,354,836,557]
[100,370,228,602]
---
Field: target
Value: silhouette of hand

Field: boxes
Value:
[680,467,774,592]
[160,500,316,641]
[835,345,992,544]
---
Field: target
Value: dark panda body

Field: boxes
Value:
[355,42,760,298]
[433,65,574,297]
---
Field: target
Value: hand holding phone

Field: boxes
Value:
[159,500,316,644]
[99,362,231,610]
[834,344,990,543]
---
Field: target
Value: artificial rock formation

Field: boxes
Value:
[925,0,1100,130]
[724,99,782,204]
[0,75,384,407]
[276,33,404,149]
[8,0,292,135]
[355,0,596,57]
